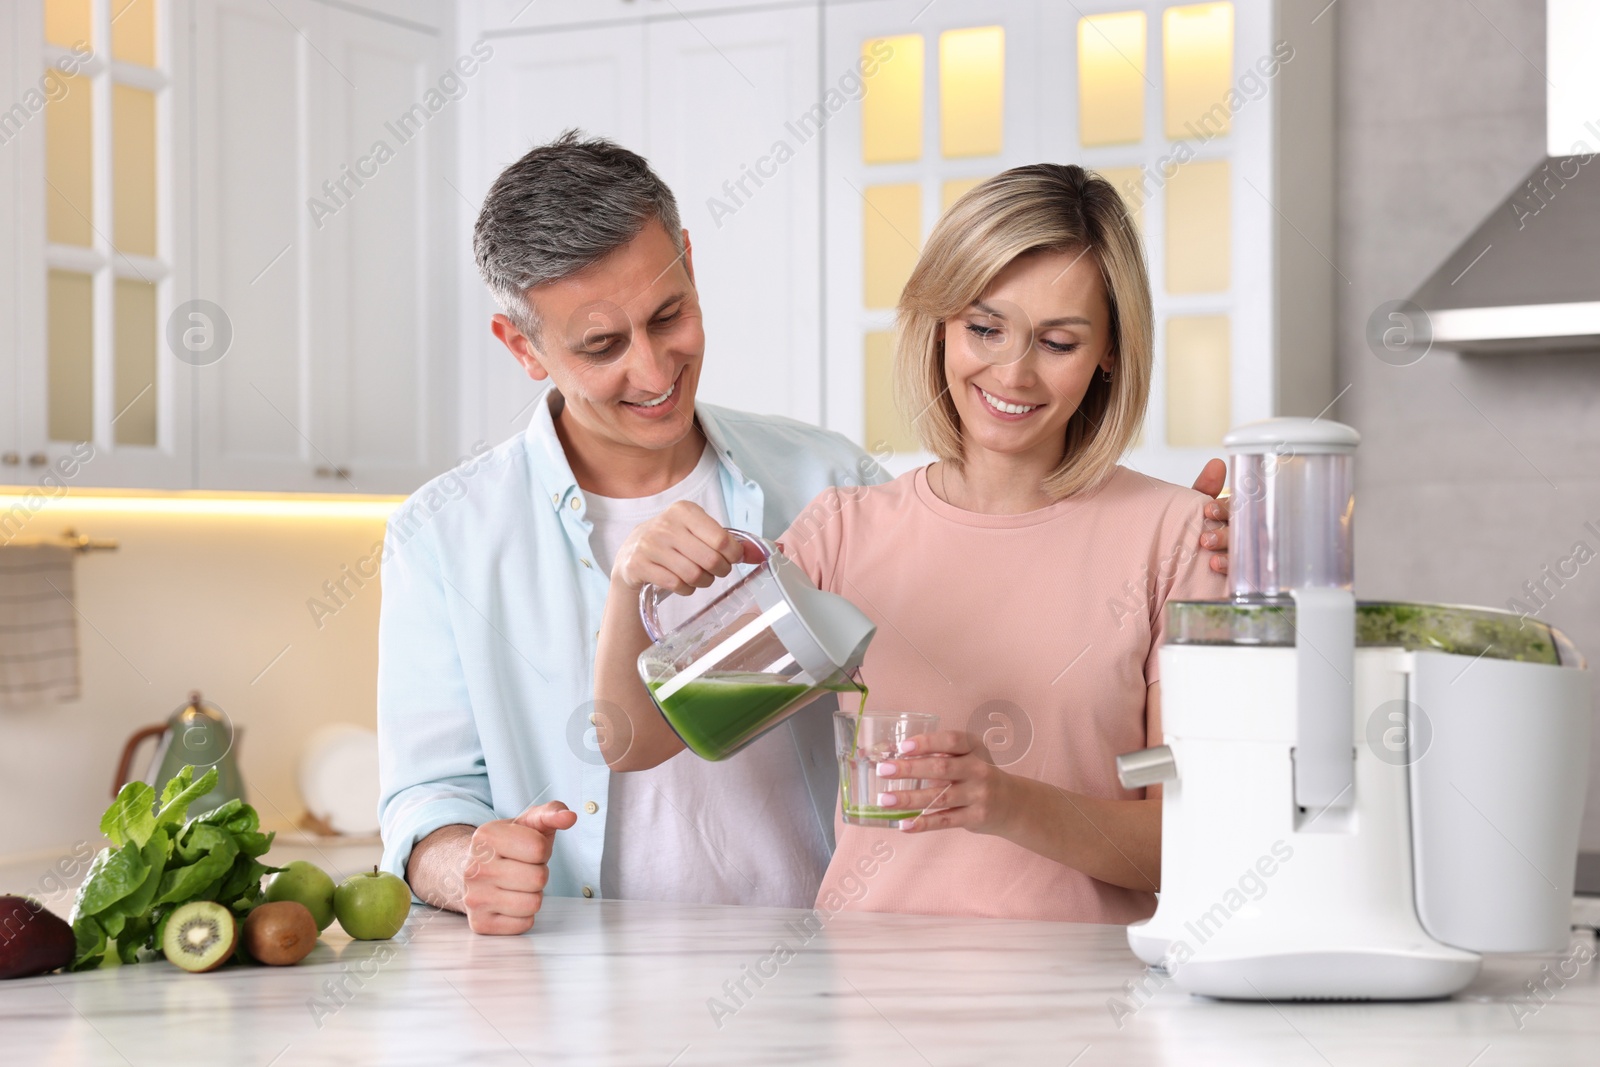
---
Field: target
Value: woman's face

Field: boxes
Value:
[940,247,1115,467]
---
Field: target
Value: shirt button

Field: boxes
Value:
[584,801,599,815]
[582,886,594,899]
[552,493,560,506]
[569,497,581,510]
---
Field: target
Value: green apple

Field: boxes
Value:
[263,860,337,932]
[333,866,411,941]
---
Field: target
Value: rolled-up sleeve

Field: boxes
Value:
[376,518,500,888]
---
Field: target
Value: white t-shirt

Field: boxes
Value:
[585,444,830,908]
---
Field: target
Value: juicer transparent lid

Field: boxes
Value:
[1165,600,1580,668]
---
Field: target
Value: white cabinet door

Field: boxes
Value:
[192,0,320,492]
[459,22,646,448]
[645,6,823,425]
[193,0,454,494]
[306,4,456,495]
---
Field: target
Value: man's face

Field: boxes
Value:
[493,220,705,454]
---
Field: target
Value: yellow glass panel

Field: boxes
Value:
[45,0,92,49]
[1096,165,1147,234]
[939,26,1003,159]
[113,84,158,257]
[1077,11,1146,147]
[1165,158,1230,293]
[1164,2,1234,140]
[1166,315,1230,447]
[111,0,158,67]
[941,176,986,214]
[46,74,94,247]
[48,270,95,443]
[864,332,918,454]
[114,279,157,446]
[862,35,923,164]
[863,183,921,310]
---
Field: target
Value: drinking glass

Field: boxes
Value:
[834,711,940,828]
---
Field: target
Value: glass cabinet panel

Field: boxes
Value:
[1077,12,1145,146]
[1163,2,1234,140]
[1165,157,1230,293]
[1166,314,1230,447]
[46,75,94,247]
[111,0,157,67]
[48,270,95,442]
[862,34,924,164]
[113,278,157,446]
[113,84,158,257]
[862,182,921,310]
[939,27,1003,159]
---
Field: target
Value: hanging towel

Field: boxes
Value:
[0,543,81,706]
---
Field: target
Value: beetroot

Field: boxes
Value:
[0,896,75,979]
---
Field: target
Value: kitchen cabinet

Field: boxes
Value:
[191,0,459,494]
[0,0,460,495]
[2,0,197,489]
[821,0,1336,484]
[457,1,823,450]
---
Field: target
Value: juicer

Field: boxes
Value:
[1117,418,1592,1000]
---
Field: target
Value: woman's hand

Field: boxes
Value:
[872,730,1025,836]
[609,500,753,594]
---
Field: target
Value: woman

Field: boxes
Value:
[596,164,1226,923]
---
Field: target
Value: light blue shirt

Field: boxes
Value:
[376,388,885,900]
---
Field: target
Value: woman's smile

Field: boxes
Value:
[974,383,1045,420]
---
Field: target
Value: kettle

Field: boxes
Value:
[638,529,876,761]
[112,690,246,816]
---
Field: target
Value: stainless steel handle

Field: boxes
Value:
[27,452,47,467]
[1116,745,1177,789]
[1,452,18,467]
[314,465,351,479]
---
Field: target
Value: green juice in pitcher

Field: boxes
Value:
[650,672,838,760]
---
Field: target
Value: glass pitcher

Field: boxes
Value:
[637,529,876,761]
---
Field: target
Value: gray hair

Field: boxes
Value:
[473,129,685,342]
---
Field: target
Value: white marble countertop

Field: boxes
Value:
[6,838,1600,1066]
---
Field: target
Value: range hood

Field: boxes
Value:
[1412,0,1600,354]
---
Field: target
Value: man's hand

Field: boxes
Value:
[459,801,578,935]
[610,500,760,595]
[1190,458,1231,574]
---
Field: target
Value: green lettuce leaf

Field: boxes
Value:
[115,915,151,964]
[99,781,157,849]
[154,835,238,906]
[72,841,150,918]
[154,766,219,828]
[69,915,106,972]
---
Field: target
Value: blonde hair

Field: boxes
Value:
[895,164,1152,499]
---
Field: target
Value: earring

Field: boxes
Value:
[1101,368,1113,383]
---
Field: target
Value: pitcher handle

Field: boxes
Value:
[113,725,167,799]
[638,528,771,643]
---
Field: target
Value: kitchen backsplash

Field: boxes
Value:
[0,495,389,859]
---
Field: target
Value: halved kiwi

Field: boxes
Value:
[161,901,237,973]
[242,901,317,966]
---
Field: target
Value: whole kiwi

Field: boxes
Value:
[242,901,318,966]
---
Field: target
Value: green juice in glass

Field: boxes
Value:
[649,672,822,761]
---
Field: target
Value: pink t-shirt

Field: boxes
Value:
[779,465,1227,924]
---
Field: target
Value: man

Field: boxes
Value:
[377,131,1232,934]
